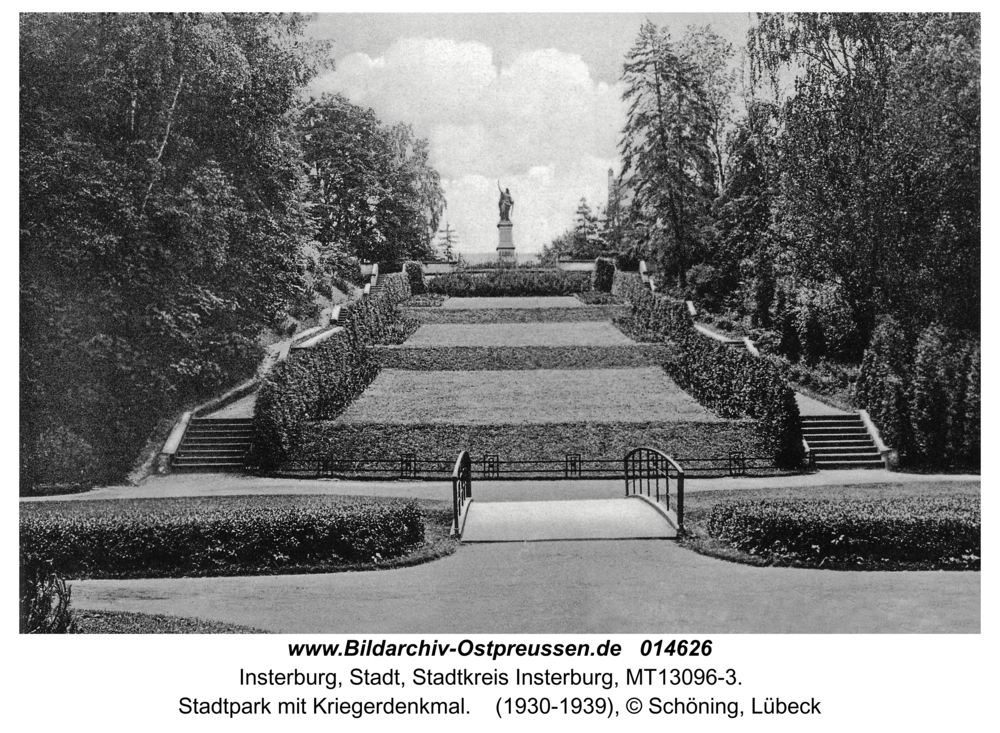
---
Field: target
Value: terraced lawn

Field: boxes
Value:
[335,367,722,424]
[440,296,582,309]
[404,321,633,347]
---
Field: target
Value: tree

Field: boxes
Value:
[747,13,980,344]
[619,20,716,287]
[436,221,459,261]
[678,25,737,192]
[299,94,445,266]
[572,197,604,257]
[20,13,327,487]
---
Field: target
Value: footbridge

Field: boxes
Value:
[451,449,683,542]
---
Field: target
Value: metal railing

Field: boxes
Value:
[277,451,783,481]
[452,450,472,537]
[624,447,684,530]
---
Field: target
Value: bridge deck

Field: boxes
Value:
[460,498,677,542]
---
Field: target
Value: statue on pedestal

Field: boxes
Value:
[498,181,514,222]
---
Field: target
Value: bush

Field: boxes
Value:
[615,250,641,272]
[20,496,425,578]
[25,424,99,489]
[427,270,590,297]
[706,496,980,570]
[20,552,76,633]
[404,261,426,295]
[592,257,615,292]
[613,271,803,467]
[855,319,979,470]
[252,272,413,472]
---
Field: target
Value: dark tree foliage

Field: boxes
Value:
[619,21,716,287]
[299,93,445,268]
[745,12,979,344]
[20,13,327,487]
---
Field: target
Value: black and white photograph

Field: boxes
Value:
[18,8,981,648]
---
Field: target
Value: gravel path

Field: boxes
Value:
[71,538,979,633]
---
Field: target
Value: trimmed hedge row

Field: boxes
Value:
[20,496,424,578]
[399,305,630,324]
[299,420,768,463]
[706,496,980,570]
[253,272,412,472]
[855,319,979,469]
[613,272,803,467]
[592,257,615,293]
[427,270,591,296]
[373,345,676,371]
[404,260,426,295]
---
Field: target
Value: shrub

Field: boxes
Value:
[25,423,99,489]
[20,496,425,578]
[20,552,76,633]
[404,261,426,295]
[706,496,980,570]
[592,257,615,292]
[252,272,412,472]
[427,270,590,297]
[615,249,641,272]
[613,270,802,467]
[855,319,979,470]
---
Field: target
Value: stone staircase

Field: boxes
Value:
[801,415,884,470]
[172,417,252,473]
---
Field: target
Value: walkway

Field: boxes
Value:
[35,472,979,633]
[461,498,676,542]
[795,392,851,416]
[70,538,978,633]
[21,469,979,504]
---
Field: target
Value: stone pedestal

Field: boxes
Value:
[497,220,516,265]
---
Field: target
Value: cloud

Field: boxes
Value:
[310,38,626,254]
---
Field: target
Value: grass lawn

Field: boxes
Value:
[440,296,582,309]
[404,321,635,347]
[73,610,268,633]
[681,481,980,570]
[335,367,722,425]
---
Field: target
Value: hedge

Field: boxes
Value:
[855,318,979,469]
[20,496,424,578]
[373,344,676,371]
[427,270,591,297]
[592,257,615,293]
[404,260,426,295]
[252,272,412,472]
[706,496,980,570]
[614,272,803,467]
[298,420,768,465]
[400,305,630,324]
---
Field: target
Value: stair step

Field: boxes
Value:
[814,452,882,461]
[811,446,880,455]
[172,463,246,473]
[189,419,252,426]
[173,457,247,467]
[814,460,884,470]
[805,437,873,446]
[801,428,869,437]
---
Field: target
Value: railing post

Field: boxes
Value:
[676,468,684,531]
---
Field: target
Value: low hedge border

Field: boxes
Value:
[372,345,676,370]
[20,495,426,579]
[399,305,630,324]
[297,420,768,463]
[427,270,591,297]
[705,496,979,571]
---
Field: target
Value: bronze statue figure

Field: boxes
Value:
[498,181,513,222]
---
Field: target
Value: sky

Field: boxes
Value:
[305,13,752,258]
